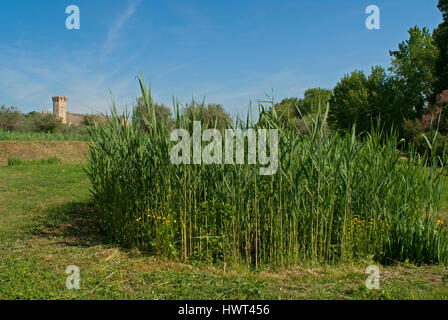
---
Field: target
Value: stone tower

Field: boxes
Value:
[52,96,68,124]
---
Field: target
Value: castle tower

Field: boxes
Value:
[52,96,68,124]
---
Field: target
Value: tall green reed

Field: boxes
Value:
[86,76,448,266]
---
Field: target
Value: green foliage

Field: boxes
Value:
[438,0,448,21]
[401,118,424,144]
[401,93,448,158]
[434,2,448,95]
[0,106,92,140]
[267,88,331,132]
[56,123,89,136]
[389,26,439,114]
[303,88,333,113]
[0,105,23,131]
[7,157,62,166]
[85,77,448,267]
[328,67,399,133]
[328,70,368,131]
[413,133,447,160]
[328,23,440,138]
[134,96,175,131]
[274,88,332,118]
[183,102,231,130]
[81,114,105,127]
[0,130,89,141]
[24,112,63,133]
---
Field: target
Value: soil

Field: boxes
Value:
[0,141,88,166]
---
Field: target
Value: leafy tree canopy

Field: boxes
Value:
[389,26,439,113]
[434,0,448,95]
[134,96,175,130]
[438,0,448,21]
[274,88,332,118]
[182,103,231,130]
[328,66,404,133]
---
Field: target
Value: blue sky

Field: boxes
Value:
[0,0,443,118]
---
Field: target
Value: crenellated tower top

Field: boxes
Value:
[52,96,68,124]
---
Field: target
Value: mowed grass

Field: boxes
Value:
[1,163,448,299]
[0,130,89,141]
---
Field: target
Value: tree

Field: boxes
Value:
[274,88,332,119]
[302,88,333,113]
[434,0,448,95]
[389,26,439,117]
[0,105,23,131]
[328,66,401,133]
[273,97,301,122]
[134,96,174,131]
[183,103,231,130]
[24,111,62,133]
[438,0,448,20]
[328,70,370,132]
[269,88,332,131]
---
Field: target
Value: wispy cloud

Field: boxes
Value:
[154,57,207,81]
[101,0,142,59]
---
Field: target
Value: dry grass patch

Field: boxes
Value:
[0,141,88,166]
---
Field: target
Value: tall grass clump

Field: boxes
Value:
[7,156,62,166]
[86,76,448,267]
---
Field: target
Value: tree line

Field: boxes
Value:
[267,0,448,156]
[0,106,99,135]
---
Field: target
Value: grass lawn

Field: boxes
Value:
[0,130,89,142]
[1,163,448,299]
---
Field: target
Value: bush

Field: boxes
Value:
[0,106,92,140]
[27,112,62,133]
[81,114,107,127]
[402,118,424,144]
[413,133,447,160]
[134,97,175,131]
[56,123,89,135]
[274,88,332,118]
[183,103,231,130]
[401,112,448,160]
[0,106,23,131]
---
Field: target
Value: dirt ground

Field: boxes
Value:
[0,141,88,166]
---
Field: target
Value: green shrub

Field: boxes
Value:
[413,133,447,160]
[183,103,231,130]
[0,106,23,131]
[134,97,175,131]
[6,157,23,166]
[0,106,91,140]
[402,118,424,143]
[23,112,62,133]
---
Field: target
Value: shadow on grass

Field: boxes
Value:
[34,201,107,247]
